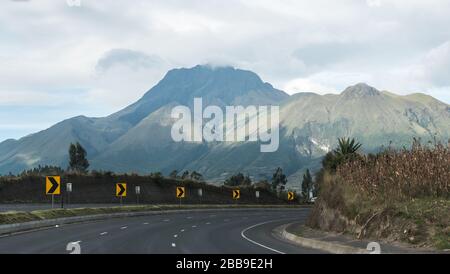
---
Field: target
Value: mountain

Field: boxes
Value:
[1,66,449,187]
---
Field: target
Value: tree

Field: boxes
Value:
[190,171,203,181]
[224,173,251,187]
[68,142,89,173]
[169,170,178,178]
[271,167,287,192]
[181,171,190,180]
[301,169,313,201]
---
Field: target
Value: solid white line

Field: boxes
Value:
[100,232,108,236]
[240,221,286,254]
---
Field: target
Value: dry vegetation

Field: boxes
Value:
[337,139,449,201]
[309,139,450,250]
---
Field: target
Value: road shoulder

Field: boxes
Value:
[275,222,442,254]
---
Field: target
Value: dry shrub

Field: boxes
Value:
[337,139,450,202]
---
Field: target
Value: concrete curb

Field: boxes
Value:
[0,207,307,236]
[275,223,370,254]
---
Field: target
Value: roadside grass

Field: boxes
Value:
[0,204,308,225]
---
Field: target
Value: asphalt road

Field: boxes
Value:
[0,208,324,254]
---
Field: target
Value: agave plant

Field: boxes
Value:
[334,138,362,157]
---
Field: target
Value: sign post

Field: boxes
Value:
[198,188,203,204]
[66,183,72,208]
[135,186,141,204]
[116,183,127,205]
[46,176,61,209]
[176,187,185,207]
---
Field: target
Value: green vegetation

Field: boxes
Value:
[271,167,287,192]
[301,169,312,201]
[224,173,252,187]
[308,138,449,250]
[68,142,90,174]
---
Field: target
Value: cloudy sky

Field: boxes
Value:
[1,0,450,142]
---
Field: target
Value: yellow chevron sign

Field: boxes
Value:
[116,183,127,197]
[46,176,61,195]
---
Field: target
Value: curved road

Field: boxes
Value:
[0,208,324,254]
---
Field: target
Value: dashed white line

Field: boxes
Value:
[174,234,178,238]
[100,232,108,236]
[180,229,185,232]
[163,219,170,222]
[143,222,149,225]
[206,222,211,225]
[120,226,128,230]
[192,225,197,228]
[240,221,285,254]
[171,243,176,247]
[187,216,193,219]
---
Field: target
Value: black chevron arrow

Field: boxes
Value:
[118,184,126,196]
[48,177,59,194]
[233,190,239,198]
[288,192,294,200]
[177,187,184,197]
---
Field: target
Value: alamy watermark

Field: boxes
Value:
[171,98,279,152]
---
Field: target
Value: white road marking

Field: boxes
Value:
[55,225,60,228]
[180,229,185,232]
[163,219,170,222]
[187,216,193,219]
[100,232,108,236]
[171,243,176,247]
[143,222,149,225]
[206,222,211,225]
[120,226,128,230]
[240,221,286,254]
[192,225,197,228]
[174,234,178,238]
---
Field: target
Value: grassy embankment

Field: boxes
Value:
[308,140,449,250]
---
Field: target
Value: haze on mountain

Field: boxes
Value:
[1,65,449,185]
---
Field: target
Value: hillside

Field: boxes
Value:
[0,66,449,186]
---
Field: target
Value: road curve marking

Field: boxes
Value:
[240,221,286,254]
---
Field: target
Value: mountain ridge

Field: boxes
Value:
[1,65,449,185]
